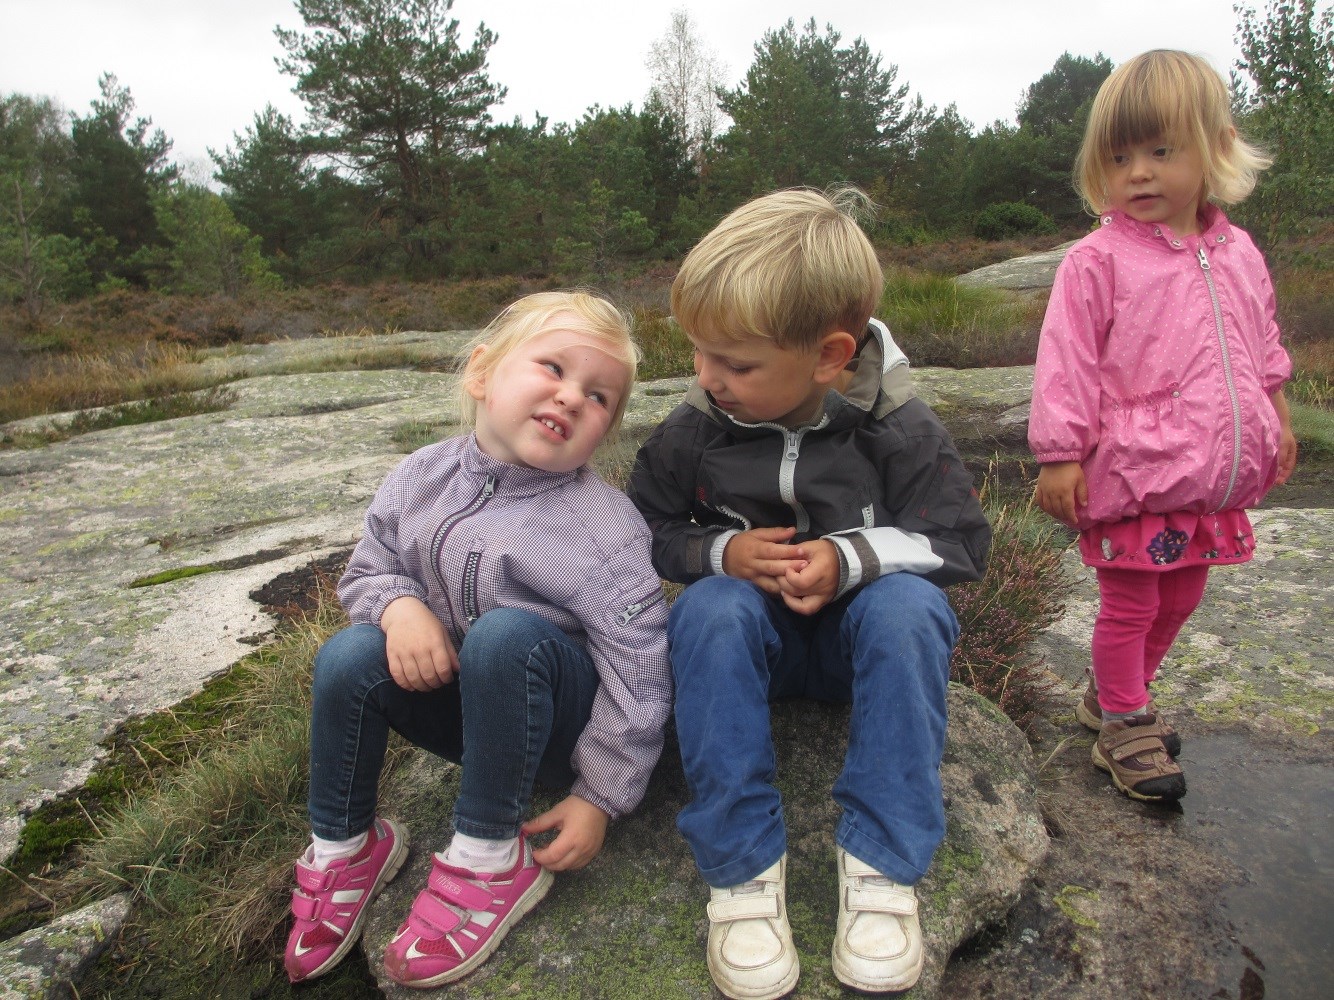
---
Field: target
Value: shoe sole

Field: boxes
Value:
[300,823,410,982]
[707,952,800,1000]
[1091,741,1186,802]
[832,951,923,994]
[392,866,554,988]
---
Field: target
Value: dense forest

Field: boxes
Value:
[0,0,1329,332]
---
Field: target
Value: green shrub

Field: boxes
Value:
[974,202,1058,241]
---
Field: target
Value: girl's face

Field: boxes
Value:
[1105,137,1206,236]
[467,316,630,473]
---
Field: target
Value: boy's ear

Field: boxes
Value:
[813,330,858,384]
[464,344,489,400]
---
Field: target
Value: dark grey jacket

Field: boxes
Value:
[627,320,991,593]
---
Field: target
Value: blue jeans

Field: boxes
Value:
[307,609,600,842]
[669,573,957,888]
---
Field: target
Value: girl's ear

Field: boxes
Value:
[813,330,859,384]
[464,344,489,401]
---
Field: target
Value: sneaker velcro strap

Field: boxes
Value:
[1109,734,1169,762]
[707,893,781,923]
[407,887,466,936]
[295,861,346,893]
[429,867,495,912]
[290,889,322,921]
[845,884,918,916]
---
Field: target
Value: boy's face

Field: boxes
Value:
[468,319,629,473]
[689,332,835,427]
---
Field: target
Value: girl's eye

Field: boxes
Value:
[587,391,608,406]
[1153,146,1171,158]
[541,361,562,376]
[1111,153,1129,165]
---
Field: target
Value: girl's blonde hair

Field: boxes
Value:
[457,290,639,431]
[672,187,883,351]
[1075,49,1271,216]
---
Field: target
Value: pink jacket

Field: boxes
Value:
[1029,207,1290,530]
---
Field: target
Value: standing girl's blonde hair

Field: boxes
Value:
[1075,49,1271,216]
[1029,49,1295,805]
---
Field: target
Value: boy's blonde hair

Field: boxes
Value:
[672,187,883,351]
[457,290,639,431]
[1076,49,1271,216]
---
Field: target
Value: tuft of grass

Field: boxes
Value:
[0,344,225,425]
[64,587,398,965]
[2,386,238,449]
[1288,338,1333,411]
[632,306,694,381]
[880,268,1046,369]
[390,419,452,452]
[949,476,1070,729]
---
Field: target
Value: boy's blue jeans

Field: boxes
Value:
[307,609,599,843]
[669,572,957,888]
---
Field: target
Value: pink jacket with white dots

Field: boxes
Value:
[1028,207,1291,531]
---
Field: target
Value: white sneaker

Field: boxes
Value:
[831,847,923,992]
[705,854,799,1000]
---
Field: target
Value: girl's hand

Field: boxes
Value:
[523,795,609,871]
[1270,388,1297,485]
[1035,461,1087,528]
[380,596,458,691]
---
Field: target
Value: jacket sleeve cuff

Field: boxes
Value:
[1034,450,1085,464]
[709,530,739,576]
[828,535,860,598]
[369,582,429,627]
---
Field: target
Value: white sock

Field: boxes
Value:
[310,831,367,870]
[442,832,519,873]
[1102,702,1150,723]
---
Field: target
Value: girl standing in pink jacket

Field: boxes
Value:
[1029,50,1297,803]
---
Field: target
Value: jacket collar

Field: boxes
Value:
[685,318,915,433]
[459,433,580,495]
[1098,204,1235,249]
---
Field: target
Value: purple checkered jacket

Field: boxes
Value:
[339,434,672,819]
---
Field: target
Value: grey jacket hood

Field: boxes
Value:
[683,318,915,434]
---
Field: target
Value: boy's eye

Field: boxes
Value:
[727,362,752,375]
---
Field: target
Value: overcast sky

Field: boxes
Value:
[1,0,1257,178]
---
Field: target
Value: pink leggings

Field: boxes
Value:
[1091,565,1210,714]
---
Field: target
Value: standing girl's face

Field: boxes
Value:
[467,316,630,473]
[1105,137,1207,236]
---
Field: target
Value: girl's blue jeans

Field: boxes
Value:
[669,572,957,888]
[307,608,599,842]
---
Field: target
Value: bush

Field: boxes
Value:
[974,202,1058,241]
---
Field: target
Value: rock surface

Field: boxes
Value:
[954,241,1077,290]
[362,685,1048,999]
[1,276,1329,997]
[0,892,129,999]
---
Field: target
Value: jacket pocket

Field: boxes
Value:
[1107,383,1183,470]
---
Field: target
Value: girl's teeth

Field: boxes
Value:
[542,418,564,436]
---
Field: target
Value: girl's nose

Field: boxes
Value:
[1129,153,1153,180]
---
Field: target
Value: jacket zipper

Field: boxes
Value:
[619,588,666,626]
[778,425,820,534]
[1197,247,1242,510]
[429,474,495,645]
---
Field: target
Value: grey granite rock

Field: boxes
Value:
[0,893,129,1000]
[359,684,1048,999]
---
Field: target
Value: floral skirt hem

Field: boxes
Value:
[1078,509,1255,571]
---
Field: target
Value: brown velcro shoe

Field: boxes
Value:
[1092,713,1187,802]
[1076,675,1181,758]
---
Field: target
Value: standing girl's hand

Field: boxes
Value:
[1270,388,1297,485]
[1035,461,1087,528]
[380,596,459,691]
[522,795,609,871]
